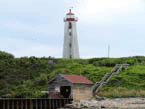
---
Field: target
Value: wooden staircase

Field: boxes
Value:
[92,64,129,98]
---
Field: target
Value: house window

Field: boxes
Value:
[55,86,60,92]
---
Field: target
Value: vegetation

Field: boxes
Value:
[0,51,145,98]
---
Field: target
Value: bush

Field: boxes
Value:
[33,73,48,86]
[0,51,14,59]
[1,51,145,98]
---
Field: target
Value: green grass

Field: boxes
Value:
[0,51,145,98]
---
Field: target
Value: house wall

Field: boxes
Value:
[72,84,93,100]
[48,75,73,98]
[48,75,94,100]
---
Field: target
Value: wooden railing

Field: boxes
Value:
[92,64,129,97]
[0,98,73,109]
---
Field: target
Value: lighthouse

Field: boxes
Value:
[63,9,80,59]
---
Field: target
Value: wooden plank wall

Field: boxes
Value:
[0,98,73,109]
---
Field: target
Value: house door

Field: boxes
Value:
[60,86,71,98]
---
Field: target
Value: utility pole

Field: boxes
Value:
[108,44,110,58]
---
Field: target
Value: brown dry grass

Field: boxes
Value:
[98,89,145,98]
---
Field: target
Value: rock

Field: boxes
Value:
[96,96,105,101]
[101,105,107,108]
[83,105,88,108]
[90,106,99,109]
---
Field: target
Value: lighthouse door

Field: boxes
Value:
[60,86,71,98]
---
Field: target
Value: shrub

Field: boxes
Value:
[0,51,14,59]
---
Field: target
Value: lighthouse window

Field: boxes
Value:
[69,32,72,36]
[69,22,72,29]
[69,43,71,47]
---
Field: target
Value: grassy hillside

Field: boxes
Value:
[0,51,145,98]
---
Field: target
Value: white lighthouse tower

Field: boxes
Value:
[63,9,80,59]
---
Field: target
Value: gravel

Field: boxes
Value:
[71,97,145,109]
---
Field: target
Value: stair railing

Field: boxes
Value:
[92,64,129,97]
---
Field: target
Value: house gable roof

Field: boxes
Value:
[48,74,93,84]
[62,74,93,84]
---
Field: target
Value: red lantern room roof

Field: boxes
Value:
[64,9,78,22]
[67,9,74,15]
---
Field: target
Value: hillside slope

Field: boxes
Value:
[0,51,145,98]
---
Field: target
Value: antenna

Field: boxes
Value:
[70,6,73,12]
[70,6,74,9]
[64,0,80,8]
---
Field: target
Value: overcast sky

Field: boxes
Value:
[0,0,145,58]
